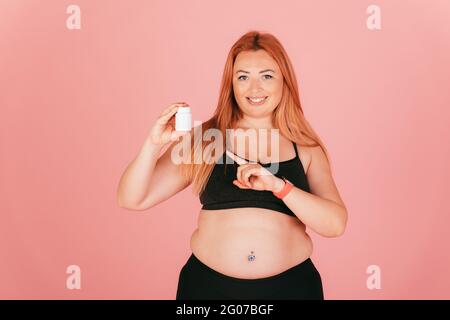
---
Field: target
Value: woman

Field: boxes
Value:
[117,31,348,300]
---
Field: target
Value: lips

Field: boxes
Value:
[246,96,268,105]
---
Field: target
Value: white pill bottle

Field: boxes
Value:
[175,106,192,132]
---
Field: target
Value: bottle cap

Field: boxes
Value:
[177,106,191,113]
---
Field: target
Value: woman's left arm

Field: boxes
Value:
[229,146,348,238]
[275,146,348,238]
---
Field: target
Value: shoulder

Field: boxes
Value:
[295,143,316,175]
[298,144,346,209]
[307,145,328,163]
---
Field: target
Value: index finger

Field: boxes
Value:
[225,150,249,165]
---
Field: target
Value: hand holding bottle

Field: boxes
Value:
[148,102,191,146]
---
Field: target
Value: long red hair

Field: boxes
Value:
[180,30,330,195]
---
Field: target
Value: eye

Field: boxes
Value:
[237,75,247,81]
[263,74,273,79]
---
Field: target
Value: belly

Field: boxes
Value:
[190,207,314,279]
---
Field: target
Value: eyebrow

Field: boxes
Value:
[235,69,275,74]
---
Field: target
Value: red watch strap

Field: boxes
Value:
[273,177,294,199]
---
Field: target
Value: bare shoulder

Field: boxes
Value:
[295,143,313,175]
[298,144,346,209]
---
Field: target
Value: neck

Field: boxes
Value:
[236,115,274,130]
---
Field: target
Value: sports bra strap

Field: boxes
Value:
[227,141,299,163]
[293,141,299,158]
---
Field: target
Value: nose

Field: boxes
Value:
[248,78,263,93]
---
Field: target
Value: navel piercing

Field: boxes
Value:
[247,251,256,262]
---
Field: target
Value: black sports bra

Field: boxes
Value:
[199,141,310,218]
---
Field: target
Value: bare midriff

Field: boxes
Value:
[190,207,313,279]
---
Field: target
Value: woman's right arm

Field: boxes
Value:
[116,102,191,211]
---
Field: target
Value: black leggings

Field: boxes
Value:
[176,253,324,300]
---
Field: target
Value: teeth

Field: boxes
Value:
[248,97,267,103]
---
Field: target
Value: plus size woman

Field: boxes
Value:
[117,31,348,300]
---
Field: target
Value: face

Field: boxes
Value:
[232,50,284,120]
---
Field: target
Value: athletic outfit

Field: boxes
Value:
[176,141,324,300]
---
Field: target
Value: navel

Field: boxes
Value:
[247,251,256,262]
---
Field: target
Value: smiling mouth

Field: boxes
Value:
[246,96,268,105]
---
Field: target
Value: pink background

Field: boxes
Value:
[1,0,449,299]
